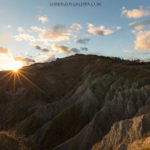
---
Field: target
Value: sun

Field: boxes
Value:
[3,60,23,72]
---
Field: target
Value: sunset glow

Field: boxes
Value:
[3,60,23,71]
[0,0,150,68]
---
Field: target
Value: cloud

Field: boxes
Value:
[35,45,49,52]
[23,58,35,63]
[52,44,82,54]
[17,27,25,32]
[53,44,80,54]
[135,25,144,31]
[123,49,132,53]
[52,44,70,54]
[38,16,48,23]
[130,30,137,34]
[69,23,82,32]
[38,53,49,57]
[40,55,55,63]
[116,26,122,31]
[129,22,144,33]
[81,47,88,51]
[35,45,56,53]
[14,33,37,43]
[129,19,150,31]
[15,23,82,46]
[39,25,70,42]
[76,38,90,44]
[15,25,70,45]
[14,56,35,65]
[122,6,150,19]
[7,25,12,29]
[87,24,114,36]
[0,33,11,44]
[30,26,44,32]
[134,31,150,50]
[0,47,8,55]
[70,48,80,53]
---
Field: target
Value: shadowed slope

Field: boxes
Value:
[0,54,150,150]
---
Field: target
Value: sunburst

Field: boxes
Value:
[0,58,50,99]
[0,69,50,99]
[3,60,23,72]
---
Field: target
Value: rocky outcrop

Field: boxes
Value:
[91,113,150,150]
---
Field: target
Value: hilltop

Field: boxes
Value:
[0,54,150,150]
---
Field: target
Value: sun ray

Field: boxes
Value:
[0,71,14,91]
[13,72,17,93]
[18,71,50,98]
[19,69,33,76]
[0,66,50,99]
[0,71,12,81]
[16,72,23,85]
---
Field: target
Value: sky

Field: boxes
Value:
[0,0,150,69]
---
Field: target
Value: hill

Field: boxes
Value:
[0,54,150,150]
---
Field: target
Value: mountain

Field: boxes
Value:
[0,54,150,150]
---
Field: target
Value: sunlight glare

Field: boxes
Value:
[3,60,23,72]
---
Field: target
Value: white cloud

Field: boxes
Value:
[69,23,82,32]
[31,26,44,32]
[15,25,70,45]
[15,23,82,46]
[87,24,114,36]
[39,25,70,42]
[31,25,70,42]
[134,31,150,50]
[38,16,48,23]
[14,33,37,43]
[122,6,150,19]
[39,30,70,42]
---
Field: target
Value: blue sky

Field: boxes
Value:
[0,0,150,69]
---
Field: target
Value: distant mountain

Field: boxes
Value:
[0,54,150,150]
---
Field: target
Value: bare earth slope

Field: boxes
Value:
[0,54,150,150]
